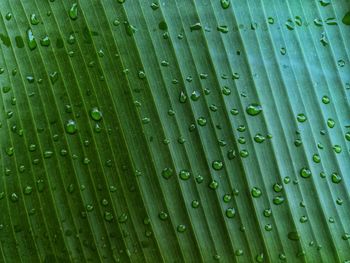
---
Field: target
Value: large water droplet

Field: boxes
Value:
[27,28,37,50]
[69,3,78,20]
[246,103,262,116]
[251,187,262,198]
[65,120,77,134]
[342,12,350,25]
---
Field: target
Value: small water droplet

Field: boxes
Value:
[27,28,37,50]
[273,196,285,205]
[246,103,262,116]
[69,3,78,20]
[225,207,236,218]
[177,224,186,233]
[251,187,262,198]
[162,168,173,179]
[331,172,342,184]
[179,170,191,180]
[65,119,77,134]
[300,167,311,178]
[220,0,230,9]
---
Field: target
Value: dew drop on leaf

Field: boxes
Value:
[65,120,77,134]
[300,168,311,178]
[251,187,262,198]
[179,170,191,180]
[212,160,223,171]
[27,28,37,50]
[69,3,78,20]
[225,207,236,218]
[90,107,103,121]
[296,113,307,122]
[177,224,186,233]
[30,14,40,25]
[246,103,262,116]
[331,173,342,184]
[220,0,230,9]
[342,11,350,25]
[161,168,173,179]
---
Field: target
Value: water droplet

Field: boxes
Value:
[190,91,200,101]
[288,231,300,241]
[223,193,232,203]
[254,133,265,143]
[220,0,230,9]
[30,14,40,25]
[222,86,231,96]
[285,19,295,30]
[177,224,186,233]
[320,32,328,46]
[23,186,33,195]
[280,47,287,55]
[27,28,37,50]
[125,22,137,36]
[65,119,77,134]
[190,22,202,31]
[162,168,173,179]
[191,200,200,208]
[10,193,18,202]
[273,183,283,193]
[179,170,191,180]
[297,113,307,122]
[151,2,159,10]
[197,117,207,126]
[209,180,219,190]
[256,253,264,262]
[118,213,128,223]
[251,187,262,198]
[217,25,229,33]
[342,12,350,25]
[327,118,335,128]
[338,59,345,67]
[268,17,274,24]
[331,172,342,184]
[336,197,343,205]
[325,17,337,25]
[246,103,262,116]
[90,107,102,121]
[319,0,331,6]
[333,145,342,153]
[322,95,330,104]
[104,211,114,222]
[273,196,285,205]
[265,224,272,231]
[295,16,302,26]
[50,71,58,84]
[263,208,272,217]
[69,3,78,20]
[40,35,50,47]
[195,175,204,184]
[179,91,187,103]
[300,215,308,223]
[312,154,321,163]
[159,211,168,220]
[300,168,311,178]
[240,149,249,158]
[345,132,350,141]
[212,160,223,171]
[225,207,236,218]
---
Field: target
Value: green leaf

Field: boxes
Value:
[0,0,350,262]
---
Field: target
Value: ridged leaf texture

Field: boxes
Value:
[0,0,350,262]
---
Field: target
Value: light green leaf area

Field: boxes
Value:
[0,0,349,262]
